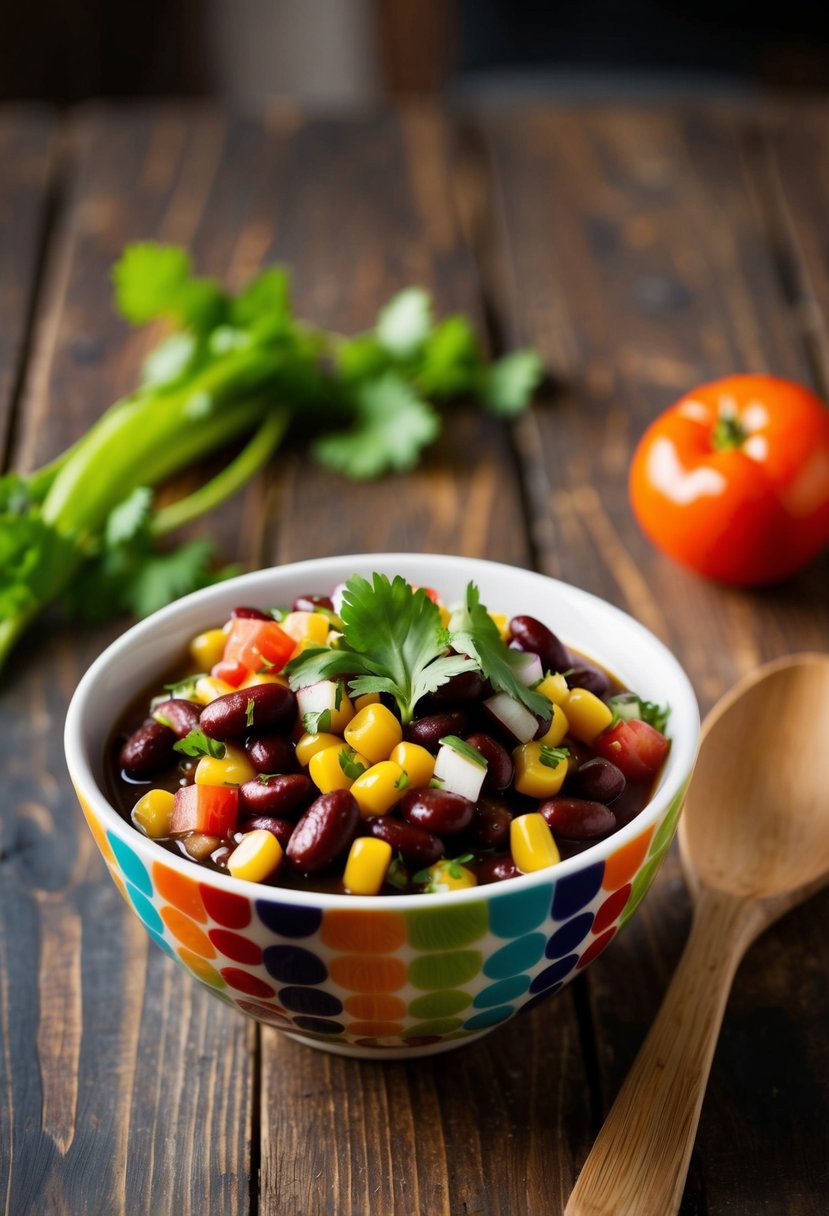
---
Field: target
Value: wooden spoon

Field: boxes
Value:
[566,652,829,1216]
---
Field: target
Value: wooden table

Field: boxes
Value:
[1,102,828,1216]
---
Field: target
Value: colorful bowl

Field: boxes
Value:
[64,554,699,1059]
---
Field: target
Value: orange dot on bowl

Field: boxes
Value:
[602,826,654,891]
[153,862,207,922]
[161,905,216,957]
[346,1020,405,1038]
[343,993,407,1021]
[329,955,408,993]
[321,909,407,954]
[177,948,225,988]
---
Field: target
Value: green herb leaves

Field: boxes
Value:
[287,573,476,723]
[448,583,550,718]
[174,728,226,759]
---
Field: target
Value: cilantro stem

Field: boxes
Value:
[151,405,289,536]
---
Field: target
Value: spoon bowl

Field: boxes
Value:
[567,653,829,1216]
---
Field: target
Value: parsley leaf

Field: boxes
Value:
[287,572,477,723]
[482,350,545,419]
[113,243,225,332]
[338,748,368,780]
[539,745,569,769]
[303,708,332,735]
[311,374,440,481]
[376,288,432,358]
[448,583,550,717]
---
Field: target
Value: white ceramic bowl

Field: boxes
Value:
[65,554,699,1059]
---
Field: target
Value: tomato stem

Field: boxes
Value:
[711,415,747,451]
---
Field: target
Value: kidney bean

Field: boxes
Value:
[286,789,359,874]
[119,719,176,778]
[569,757,625,804]
[365,817,444,868]
[231,605,273,621]
[239,773,314,819]
[200,683,297,740]
[404,711,469,753]
[292,593,334,614]
[539,797,616,840]
[474,855,520,884]
[244,732,297,773]
[428,669,489,705]
[464,732,513,790]
[509,615,570,673]
[469,797,512,849]
[152,698,201,739]
[399,788,474,836]
[566,664,610,698]
[241,816,295,849]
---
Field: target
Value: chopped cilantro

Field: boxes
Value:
[303,708,332,735]
[539,745,569,769]
[395,770,410,790]
[338,748,367,781]
[173,728,226,759]
[439,735,488,769]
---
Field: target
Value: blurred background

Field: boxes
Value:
[1,0,828,107]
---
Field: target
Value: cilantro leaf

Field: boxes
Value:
[449,582,550,717]
[311,374,440,480]
[416,315,481,399]
[229,268,292,337]
[539,745,569,769]
[287,572,477,723]
[112,243,225,332]
[482,350,545,418]
[174,728,226,759]
[141,332,199,388]
[376,288,432,358]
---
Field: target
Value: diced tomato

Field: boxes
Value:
[211,659,249,687]
[593,719,670,782]
[171,785,239,836]
[223,618,296,674]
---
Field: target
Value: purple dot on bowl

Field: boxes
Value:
[545,912,594,959]
[291,1015,345,1036]
[256,900,322,938]
[529,955,579,993]
[278,987,343,1016]
[519,985,563,1015]
[263,944,328,985]
[551,862,605,919]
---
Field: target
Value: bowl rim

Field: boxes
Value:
[64,553,700,910]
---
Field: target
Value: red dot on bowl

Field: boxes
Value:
[220,968,276,998]
[575,927,617,969]
[208,928,263,965]
[200,884,252,929]
[592,885,631,935]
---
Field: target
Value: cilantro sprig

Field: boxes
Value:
[0,244,543,676]
[287,573,478,723]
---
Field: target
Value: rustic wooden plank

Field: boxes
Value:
[0,107,55,461]
[480,106,829,1215]
[251,108,593,1216]
[1,107,258,1216]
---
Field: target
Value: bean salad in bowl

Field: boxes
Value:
[65,555,699,1058]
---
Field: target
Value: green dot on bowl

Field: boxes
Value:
[408,990,472,1019]
[619,854,665,926]
[406,902,488,950]
[402,1018,464,1038]
[409,950,482,990]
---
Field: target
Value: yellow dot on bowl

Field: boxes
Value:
[178,948,226,988]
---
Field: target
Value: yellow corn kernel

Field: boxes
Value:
[388,741,435,788]
[329,690,355,734]
[194,675,235,705]
[510,812,560,873]
[512,742,569,798]
[350,761,408,818]
[295,731,343,767]
[536,671,570,707]
[279,610,330,645]
[227,829,283,883]
[353,692,381,711]
[132,788,175,839]
[343,837,393,896]
[189,628,227,670]
[420,858,478,892]
[538,702,569,748]
[565,688,614,743]
[240,672,289,689]
[488,612,510,642]
[195,743,257,788]
[309,743,369,793]
[344,703,403,764]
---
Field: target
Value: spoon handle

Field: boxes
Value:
[565,887,765,1216]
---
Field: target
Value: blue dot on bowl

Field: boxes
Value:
[551,863,604,919]
[108,833,153,897]
[278,986,343,1016]
[483,932,546,979]
[519,985,563,1015]
[145,925,175,957]
[256,901,322,938]
[126,882,164,936]
[263,944,327,985]
[473,975,530,1008]
[530,954,579,993]
[291,1015,344,1036]
[488,883,554,937]
[545,911,594,959]
[463,1006,515,1031]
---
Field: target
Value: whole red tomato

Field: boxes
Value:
[629,375,829,586]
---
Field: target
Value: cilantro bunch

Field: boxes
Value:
[0,244,542,674]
